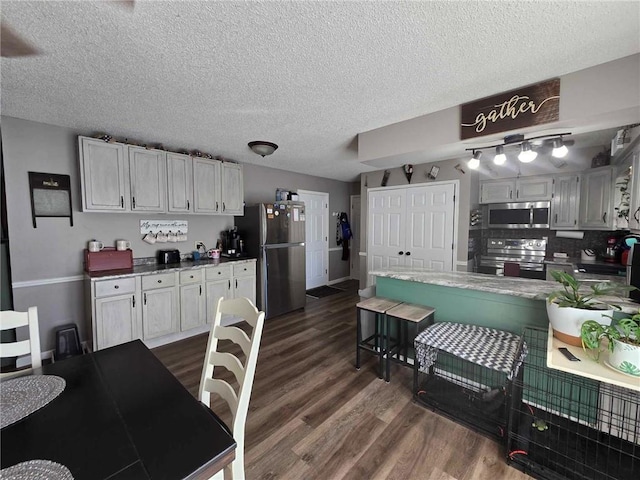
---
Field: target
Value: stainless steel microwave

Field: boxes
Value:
[484,201,550,229]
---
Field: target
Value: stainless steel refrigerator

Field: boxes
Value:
[235,202,306,318]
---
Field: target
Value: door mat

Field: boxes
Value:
[306,285,344,299]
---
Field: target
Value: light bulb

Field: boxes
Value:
[518,141,537,163]
[552,139,568,158]
[468,150,481,169]
[493,145,506,165]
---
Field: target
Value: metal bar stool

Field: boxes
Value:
[385,303,435,382]
[355,297,401,379]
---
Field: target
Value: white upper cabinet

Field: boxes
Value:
[550,175,580,230]
[79,136,129,211]
[221,162,244,215]
[480,176,553,204]
[128,146,166,212]
[628,153,640,232]
[579,166,615,230]
[80,136,243,216]
[480,180,516,203]
[515,176,553,201]
[167,152,193,213]
[193,158,222,214]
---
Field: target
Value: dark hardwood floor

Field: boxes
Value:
[152,280,531,480]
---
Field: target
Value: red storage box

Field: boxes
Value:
[84,248,133,272]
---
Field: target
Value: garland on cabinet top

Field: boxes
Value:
[92,133,238,164]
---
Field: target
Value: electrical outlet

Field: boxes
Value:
[194,241,205,250]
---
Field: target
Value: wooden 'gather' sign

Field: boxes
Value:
[460,78,560,140]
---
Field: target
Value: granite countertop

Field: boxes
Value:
[370,267,640,314]
[86,257,256,280]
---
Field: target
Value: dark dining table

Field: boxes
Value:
[1,340,235,479]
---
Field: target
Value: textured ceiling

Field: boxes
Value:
[1,1,639,182]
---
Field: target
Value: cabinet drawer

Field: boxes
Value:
[233,262,256,277]
[95,277,136,298]
[142,272,176,290]
[205,264,232,281]
[179,269,203,284]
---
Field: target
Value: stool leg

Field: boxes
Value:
[378,313,385,379]
[355,308,362,370]
[385,315,391,382]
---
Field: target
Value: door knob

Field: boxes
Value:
[398,251,404,255]
[405,252,411,256]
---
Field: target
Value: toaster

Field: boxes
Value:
[157,249,181,265]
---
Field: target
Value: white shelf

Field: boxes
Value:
[546,327,640,392]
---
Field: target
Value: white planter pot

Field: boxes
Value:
[609,338,640,377]
[546,300,614,346]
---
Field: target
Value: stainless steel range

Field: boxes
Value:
[478,238,547,279]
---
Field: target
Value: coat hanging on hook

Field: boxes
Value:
[336,212,353,261]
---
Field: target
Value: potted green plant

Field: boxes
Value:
[581,312,640,377]
[545,270,634,346]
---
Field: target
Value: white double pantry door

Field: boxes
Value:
[367,182,456,285]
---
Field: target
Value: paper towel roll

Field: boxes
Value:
[556,231,584,239]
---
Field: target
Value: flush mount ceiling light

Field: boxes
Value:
[465,132,571,168]
[493,145,506,165]
[552,138,569,158]
[518,141,537,163]
[248,141,278,157]
[468,150,482,170]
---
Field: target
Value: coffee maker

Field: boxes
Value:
[221,227,243,257]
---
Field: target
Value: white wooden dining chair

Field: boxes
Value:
[0,306,42,378]
[199,297,265,480]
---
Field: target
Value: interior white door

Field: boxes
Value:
[404,183,455,271]
[367,189,405,285]
[350,195,361,280]
[298,190,328,290]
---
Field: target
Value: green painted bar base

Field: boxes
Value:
[376,276,549,334]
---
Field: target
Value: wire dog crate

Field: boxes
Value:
[507,327,640,480]
[413,322,526,441]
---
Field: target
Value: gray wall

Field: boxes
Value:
[242,160,353,282]
[1,116,352,350]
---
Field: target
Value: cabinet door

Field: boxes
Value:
[193,158,222,214]
[142,287,179,339]
[95,293,138,349]
[233,275,256,305]
[206,279,231,324]
[480,180,515,203]
[79,137,128,211]
[517,177,553,201]
[580,167,614,230]
[551,175,580,229]
[167,153,193,213]
[128,146,166,212]
[628,153,640,232]
[180,283,205,331]
[221,163,244,215]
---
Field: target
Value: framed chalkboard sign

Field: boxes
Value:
[28,172,73,228]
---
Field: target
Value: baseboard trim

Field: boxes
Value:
[328,276,352,286]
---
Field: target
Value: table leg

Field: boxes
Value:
[355,308,362,369]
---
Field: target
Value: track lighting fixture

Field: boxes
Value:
[465,132,571,168]
[493,145,506,165]
[518,141,537,163]
[552,138,568,158]
[468,150,481,170]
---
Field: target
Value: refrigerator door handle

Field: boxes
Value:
[263,242,305,249]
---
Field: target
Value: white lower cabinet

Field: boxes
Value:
[142,272,179,340]
[89,260,256,350]
[179,269,205,331]
[91,277,141,350]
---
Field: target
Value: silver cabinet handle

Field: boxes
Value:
[144,293,147,305]
[120,196,124,208]
[187,200,190,210]
[132,295,135,307]
[223,202,226,212]
[132,197,136,209]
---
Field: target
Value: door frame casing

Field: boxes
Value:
[297,189,329,289]
[350,194,361,280]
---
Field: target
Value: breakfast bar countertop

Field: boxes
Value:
[370,267,640,314]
